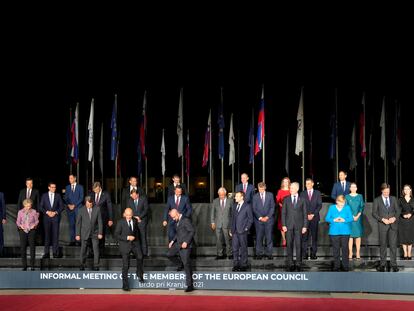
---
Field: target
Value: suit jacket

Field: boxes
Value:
[163,194,192,221]
[126,196,149,223]
[372,196,400,230]
[76,206,103,240]
[39,192,64,216]
[172,216,195,247]
[0,192,5,220]
[281,195,308,230]
[90,191,113,221]
[17,188,40,211]
[300,189,322,221]
[231,202,253,234]
[331,181,351,200]
[210,197,233,229]
[167,183,187,197]
[64,183,84,209]
[121,186,145,211]
[252,192,276,224]
[235,183,254,204]
[115,218,140,253]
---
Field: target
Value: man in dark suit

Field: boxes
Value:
[115,208,144,291]
[0,192,6,256]
[163,185,192,242]
[230,191,253,271]
[282,182,308,271]
[39,182,64,258]
[235,173,254,204]
[300,178,322,260]
[126,189,149,256]
[76,196,103,270]
[372,183,400,272]
[121,176,145,212]
[167,208,195,292]
[91,181,113,256]
[17,178,42,245]
[64,174,84,246]
[210,187,233,259]
[252,182,275,259]
[167,174,187,197]
[331,170,351,200]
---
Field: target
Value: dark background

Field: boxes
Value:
[1,15,413,203]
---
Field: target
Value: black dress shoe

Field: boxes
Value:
[176,266,184,271]
[310,255,318,260]
[80,266,85,271]
[239,266,248,271]
[332,268,340,272]
[232,266,240,272]
[267,255,273,260]
[22,267,27,271]
[296,265,302,272]
[255,255,263,260]
[342,267,349,272]
[376,266,386,272]
[289,265,296,272]
[122,287,130,291]
[93,267,99,271]
[392,267,399,272]
[228,255,233,260]
[31,267,35,271]
[185,285,194,292]
[42,254,50,259]
[68,242,75,246]
[137,272,144,282]
[215,255,225,260]
[302,256,308,260]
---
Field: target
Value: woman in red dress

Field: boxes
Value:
[276,177,291,247]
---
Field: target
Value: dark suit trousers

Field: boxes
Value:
[43,216,59,255]
[254,221,273,256]
[19,230,36,268]
[80,237,100,266]
[138,221,148,256]
[286,229,302,265]
[379,226,398,267]
[99,217,109,255]
[232,231,248,267]
[167,243,193,287]
[302,219,319,256]
[215,227,232,256]
[330,235,349,269]
[167,219,177,242]
[121,243,144,288]
[66,207,79,242]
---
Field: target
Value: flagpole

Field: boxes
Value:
[301,88,305,190]
[85,119,88,192]
[251,108,255,186]
[100,123,104,184]
[372,153,375,202]
[221,87,224,187]
[335,88,339,178]
[187,129,190,195]
[115,153,118,204]
[363,95,367,202]
[69,106,73,175]
[209,109,213,202]
[162,128,166,203]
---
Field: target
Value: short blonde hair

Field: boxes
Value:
[23,199,33,207]
[336,195,345,203]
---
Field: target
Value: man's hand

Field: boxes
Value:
[98,234,103,239]
[302,227,307,234]
[389,217,396,224]
[382,218,390,225]
[169,240,174,248]
[229,231,232,237]
[127,235,135,241]
[108,220,113,227]
[181,242,188,249]
[2,219,6,225]
[75,235,80,241]
[307,214,314,221]
[163,221,168,227]
[282,226,287,233]
[211,223,216,230]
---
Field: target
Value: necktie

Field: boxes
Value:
[261,193,265,205]
[96,193,100,204]
[49,193,54,207]
[308,190,312,201]
[128,220,133,231]
[221,199,224,210]
[26,189,31,199]
[71,184,75,193]
[237,204,241,212]
[385,197,390,209]
[88,208,92,219]
[293,196,297,206]
[342,182,345,192]
[176,196,180,207]
[243,184,246,193]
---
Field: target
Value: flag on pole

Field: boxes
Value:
[110,95,118,161]
[137,138,142,176]
[309,126,314,177]
[285,130,289,175]
[202,110,211,168]
[140,91,147,160]
[229,113,235,166]
[177,89,184,158]
[349,123,357,171]
[218,91,225,160]
[88,99,94,162]
[185,129,190,177]
[161,129,166,175]
[66,107,73,165]
[329,111,336,160]
[255,87,265,155]
[368,121,373,167]
[295,89,304,155]
[359,94,366,158]
[99,123,104,174]
[71,103,79,163]
[380,98,386,160]
[396,103,401,164]
[248,117,255,164]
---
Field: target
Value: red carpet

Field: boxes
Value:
[0,294,413,311]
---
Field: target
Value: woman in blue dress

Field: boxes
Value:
[345,182,365,260]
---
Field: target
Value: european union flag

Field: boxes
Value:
[110,95,118,161]
[218,96,225,160]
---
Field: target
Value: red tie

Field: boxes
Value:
[308,190,312,201]
[176,196,180,207]
[243,184,246,193]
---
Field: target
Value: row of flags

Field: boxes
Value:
[67,88,403,183]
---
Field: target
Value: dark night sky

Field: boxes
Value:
[1,18,414,203]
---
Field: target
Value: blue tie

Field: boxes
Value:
[385,197,390,209]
